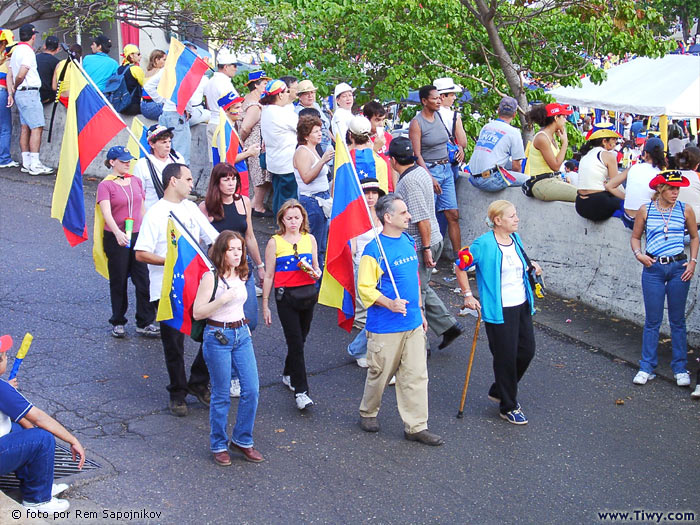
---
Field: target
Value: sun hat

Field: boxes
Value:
[297,80,317,94]
[433,77,463,94]
[106,146,135,162]
[218,91,244,110]
[262,79,287,98]
[0,29,15,47]
[348,116,371,137]
[587,129,622,141]
[333,82,355,99]
[649,169,689,189]
[545,103,573,117]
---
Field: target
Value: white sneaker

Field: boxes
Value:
[34,162,54,174]
[389,375,396,385]
[22,164,48,176]
[23,497,70,512]
[431,268,438,274]
[281,375,294,392]
[691,385,700,399]
[674,372,691,387]
[633,371,656,385]
[52,483,69,496]
[229,378,241,398]
[0,160,19,168]
[295,392,313,410]
[356,357,368,368]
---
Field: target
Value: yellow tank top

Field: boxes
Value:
[528,131,559,177]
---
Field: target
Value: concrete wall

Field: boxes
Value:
[10,104,214,195]
[455,177,700,346]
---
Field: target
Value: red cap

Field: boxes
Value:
[649,170,689,190]
[545,103,573,117]
[0,335,13,353]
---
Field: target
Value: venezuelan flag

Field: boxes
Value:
[318,137,373,332]
[51,65,126,246]
[350,148,389,195]
[156,216,211,335]
[126,116,149,171]
[157,38,209,115]
[212,109,250,197]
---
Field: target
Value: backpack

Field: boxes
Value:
[104,65,140,113]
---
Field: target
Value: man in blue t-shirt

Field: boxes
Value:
[0,336,85,512]
[356,194,444,446]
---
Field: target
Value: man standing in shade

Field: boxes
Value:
[36,35,60,104]
[135,163,218,417]
[357,194,444,446]
[391,137,463,352]
[409,85,462,259]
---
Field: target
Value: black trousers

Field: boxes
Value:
[159,316,210,402]
[484,301,536,414]
[103,231,154,328]
[575,191,623,221]
[275,292,315,395]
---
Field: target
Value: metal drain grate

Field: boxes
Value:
[0,443,100,491]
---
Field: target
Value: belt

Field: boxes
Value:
[530,172,559,184]
[17,86,39,91]
[472,166,500,179]
[427,159,449,167]
[646,252,686,264]
[207,319,249,329]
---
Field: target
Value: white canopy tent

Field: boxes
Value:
[548,55,700,118]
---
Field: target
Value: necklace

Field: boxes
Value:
[655,200,675,240]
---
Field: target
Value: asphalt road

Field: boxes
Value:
[1,168,698,525]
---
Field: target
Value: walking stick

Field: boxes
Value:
[456,310,481,418]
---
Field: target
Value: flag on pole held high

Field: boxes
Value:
[157,38,209,115]
[349,148,390,195]
[156,216,212,335]
[318,135,374,332]
[212,108,250,197]
[51,65,126,246]
[126,116,149,171]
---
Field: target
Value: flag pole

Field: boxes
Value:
[336,135,402,301]
[68,55,153,160]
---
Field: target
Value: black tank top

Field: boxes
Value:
[211,200,247,235]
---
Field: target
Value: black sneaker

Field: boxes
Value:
[187,386,211,406]
[111,325,126,338]
[438,323,464,350]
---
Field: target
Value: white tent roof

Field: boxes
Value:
[548,55,700,118]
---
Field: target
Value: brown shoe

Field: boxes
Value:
[187,385,211,406]
[213,451,232,466]
[229,442,265,463]
[169,399,188,417]
[404,429,445,446]
[359,416,380,433]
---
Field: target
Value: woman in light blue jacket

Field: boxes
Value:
[454,200,541,425]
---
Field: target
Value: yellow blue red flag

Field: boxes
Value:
[318,137,373,331]
[51,64,126,246]
[212,109,250,197]
[157,38,209,115]
[126,116,149,171]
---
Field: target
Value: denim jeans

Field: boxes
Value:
[427,162,458,211]
[469,169,529,192]
[0,425,55,504]
[159,111,191,164]
[140,100,163,121]
[0,89,12,164]
[243,256,258,332]
[202,324,259,452]
[347,328,367,359]
[299,192,329,272]
[640,260,690,374]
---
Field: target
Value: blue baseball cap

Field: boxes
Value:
[106,146,134,162]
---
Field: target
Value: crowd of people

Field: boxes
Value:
[2,25,700,513]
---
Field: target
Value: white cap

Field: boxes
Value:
[217,50,238,66]
[348,116,371,136]
[433,77,463,94]
[334,82,355,99]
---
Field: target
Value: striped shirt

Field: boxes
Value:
[645,201,685,257]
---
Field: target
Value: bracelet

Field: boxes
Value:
[633,249,642,256]
[257,262,265,269]
[692,258,698,264]
[463,291,473,298]
[421,246,431,252]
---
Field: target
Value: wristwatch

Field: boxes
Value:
[463,291,473,298]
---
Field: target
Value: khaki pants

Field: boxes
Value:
[359,327,429,433]
[531,177,577,202]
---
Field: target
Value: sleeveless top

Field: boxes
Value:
[211,200,247,235]
[528,131,559,176]
[294,145,330,195]
[207,273,247,323]
[273,233,316,288]
[413,112,449,162]
[577,147,609,191]
[645,201,685,257]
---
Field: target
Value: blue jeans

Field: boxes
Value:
[347,328,367,359]
[0,425,55,503]
[159,111,191,164]
[244,256,258,332]
[202,325,259,452]
[427,162,458,211]
[0,89,12,164]
[469,169,530,192]
[140,99,163,121]
[640,260,690,374]
[299,192,329,271]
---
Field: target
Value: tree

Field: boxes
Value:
[648,0,700,43]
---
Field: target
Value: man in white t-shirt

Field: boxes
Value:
[135,163,218,417]
[330,82,354,140]
[434,77,467,173]
[203,50,238,151]
[467,96,529,192]
[132,125,185,209]
[10,24,53,175]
